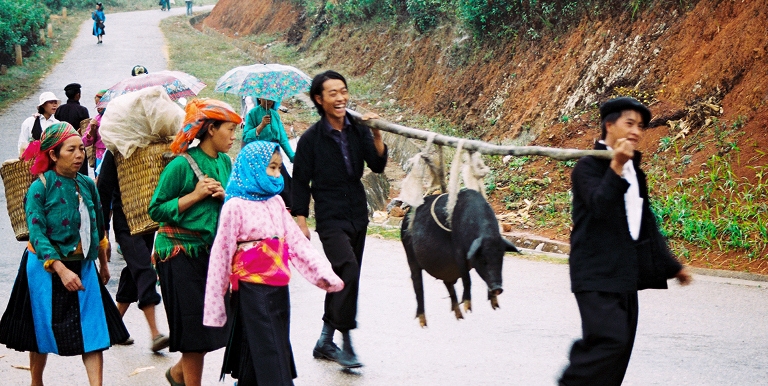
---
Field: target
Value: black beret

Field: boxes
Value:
[599,97,651,126]
[64,83,81,92]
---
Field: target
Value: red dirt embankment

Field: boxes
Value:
[203,0,300,36]
[204,0,768,272]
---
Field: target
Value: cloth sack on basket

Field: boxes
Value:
[100,86,183,159]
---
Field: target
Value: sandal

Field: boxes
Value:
[166,367,185,386]
[152,333,170,352]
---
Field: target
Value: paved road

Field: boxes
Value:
[1,6,768,386]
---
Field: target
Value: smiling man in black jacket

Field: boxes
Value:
[292,70,387,369]
[559,97,692,386]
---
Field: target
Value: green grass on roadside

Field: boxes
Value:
[161,17,250,105]
[367,225,401,240]
[0,10,87,113]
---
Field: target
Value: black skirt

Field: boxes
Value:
[156,250,231,352]
[0,250,128,356]
[221,282,296,386]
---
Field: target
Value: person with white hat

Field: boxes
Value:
[17,92,60,157]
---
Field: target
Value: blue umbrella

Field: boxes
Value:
[215,63,312,101]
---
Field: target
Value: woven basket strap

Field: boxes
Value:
[38,173,46,187]
[180,153,205,181]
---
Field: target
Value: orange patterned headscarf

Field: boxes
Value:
[170,98,242,154]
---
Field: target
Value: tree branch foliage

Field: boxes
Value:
[292,0,686,41]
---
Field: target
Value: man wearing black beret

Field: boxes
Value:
[559,97,692,386]
[55,83,90,174]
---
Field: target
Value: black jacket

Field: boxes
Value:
[54,100,89,130]
[569,142,682,293]
[291,117,387,231]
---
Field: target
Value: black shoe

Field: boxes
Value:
[312,341,341,361]
[117,336,134,345]
[336,348,363,369]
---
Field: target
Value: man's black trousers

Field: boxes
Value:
[559,291,639,386]
[113,207,162,309]
[317,224,366,332]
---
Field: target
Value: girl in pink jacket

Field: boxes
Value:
[203,140,343,385]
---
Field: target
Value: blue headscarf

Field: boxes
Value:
[225,141,284,202]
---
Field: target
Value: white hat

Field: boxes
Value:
[38,91,60,107]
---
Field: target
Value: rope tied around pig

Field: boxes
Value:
[401,137,490,232]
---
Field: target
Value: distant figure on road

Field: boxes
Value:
[243,98,295,208]
[160,0,171,11]
[185,0,193,16]
[17,91,60,157]
[559,97,693,386]
[55,83,90,175]
[292,70,387,369]
[149,99,241,386]
[0,123,128,386]
[92,2,105,44]
[203,140,344,385]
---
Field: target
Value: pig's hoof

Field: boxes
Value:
[418,314,427,328]
[463,300,472,313]
[453,305,464,320]
[490,295,500,310]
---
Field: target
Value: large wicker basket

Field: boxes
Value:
[1,159,36,241]
[114,140,175,235]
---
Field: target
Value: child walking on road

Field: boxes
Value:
[204,141,344,386]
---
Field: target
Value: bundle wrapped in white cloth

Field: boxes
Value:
[100,86,184,158]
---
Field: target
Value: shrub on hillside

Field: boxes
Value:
[457,0,521,39]
[294,0,689,41]
[0,0,49,64]
[325,0,399,23]
[406,0,444,33]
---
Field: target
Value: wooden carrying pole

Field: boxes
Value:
[346,109,613,160]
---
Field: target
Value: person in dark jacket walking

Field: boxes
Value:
[559,97,692,386]
[97,150,170,352]
[55,83,90,175]
[292,70,387,369]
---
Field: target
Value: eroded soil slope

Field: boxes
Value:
[204,0,768,272]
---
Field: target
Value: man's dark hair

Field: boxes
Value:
[600,112,622,139]
[65,88,80,101]
[309,70,347,117]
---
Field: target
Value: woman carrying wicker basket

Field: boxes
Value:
[148,99,241,386]
[0,122,128,386]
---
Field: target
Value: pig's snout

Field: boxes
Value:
[488,284,503,296]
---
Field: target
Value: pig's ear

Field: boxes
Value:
[502,238,520,253]
[467,237,483,261]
